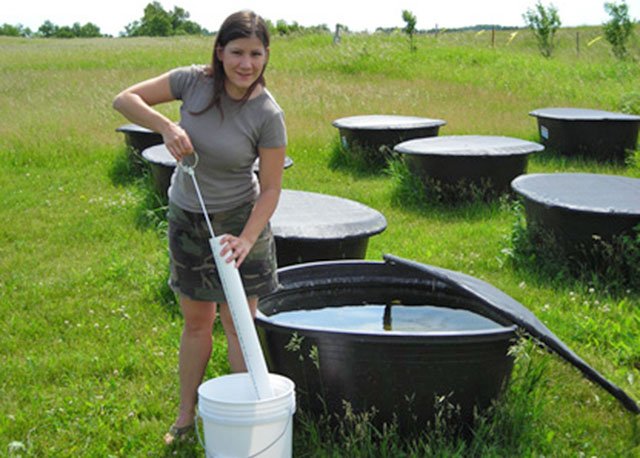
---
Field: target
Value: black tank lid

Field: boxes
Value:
[512,173,640,215]
[529,107,640,121]
[383,254,639,414]
[395,135,544,157]
[272,190,387,240]
[116,123,157,134]
[332,114,446,130]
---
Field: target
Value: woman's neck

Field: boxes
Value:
[225,81,264,101]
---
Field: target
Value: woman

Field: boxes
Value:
[112,10,286,443]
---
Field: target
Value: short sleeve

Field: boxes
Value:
[258,111,287,149]
[169,65,201,100]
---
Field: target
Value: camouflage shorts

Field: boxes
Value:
[167,200,279,302]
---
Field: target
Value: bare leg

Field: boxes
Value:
[218,296,259,373]
[175,296,217,427]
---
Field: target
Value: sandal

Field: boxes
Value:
[164,423,195,445]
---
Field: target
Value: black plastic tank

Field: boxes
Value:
[256,255,640,435]
[270,190,387,267]
[141,144,176,198]
[395,135,543,199]
[511,173,640,251]
[115,123,163,154]
[256,259,517,432]
[332,115,446,166]
[529,108,640,162]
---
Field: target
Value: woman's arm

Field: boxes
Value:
[112,72,193,160]
[219,145,286,267]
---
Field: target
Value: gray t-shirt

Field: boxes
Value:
[168,65,287,213]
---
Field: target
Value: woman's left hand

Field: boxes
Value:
[218,234,253,268]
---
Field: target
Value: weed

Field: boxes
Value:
[387,157,509,208]
[293,341,550,456]
[506,202,640,293]
[328,139,393,175]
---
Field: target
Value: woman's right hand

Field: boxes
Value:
[113,71,194,161]
[162,124,194,162]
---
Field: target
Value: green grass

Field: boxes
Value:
[1,28,639,456]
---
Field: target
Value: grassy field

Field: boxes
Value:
[1,27,639,456]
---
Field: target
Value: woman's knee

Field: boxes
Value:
[180,296,217,333]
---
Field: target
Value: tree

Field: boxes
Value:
[125,1,172,36]
[70,22,102,38]
[274,19,302,36]
[170,6,206,35]
[402,10,418,52]
[29,20,101,38]
[80,23,102,38]
[140,1,173,36]
[38,20,58,38]
[55,26,75,38]
[275,19,288,36]
[523,2,561,58]
[0,24,20,36]
[123,21,141,37]
[0,23,32,37]
[123,2,207,36]
[603,1,634,59]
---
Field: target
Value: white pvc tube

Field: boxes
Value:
[180,155,274,400]
[210,236,274,400]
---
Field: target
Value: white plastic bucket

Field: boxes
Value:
[197,373,296,458]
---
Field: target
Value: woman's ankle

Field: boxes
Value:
[174,410,195,427]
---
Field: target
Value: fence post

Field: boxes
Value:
[491,27,495,48]
[576,31,580,57]
[333,24,341,45]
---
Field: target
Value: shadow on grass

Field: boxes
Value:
[108,147,148,187]
[328,140,392,178]
[529,147,635,173]
[387,157,514,223]
[107,146,170,234]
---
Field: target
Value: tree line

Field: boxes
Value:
[1,0,635,60]
[0,2,206,38]
[0,1,332,38]
[0,21,101,38]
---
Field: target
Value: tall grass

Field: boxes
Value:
[1,27,639,456]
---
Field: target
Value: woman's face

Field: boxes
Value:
[217,35,268,99]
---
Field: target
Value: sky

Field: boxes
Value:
[4,0,640,36]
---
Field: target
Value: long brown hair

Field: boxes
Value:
[197,10,270,115]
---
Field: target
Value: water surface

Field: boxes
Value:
[268,304,502,333]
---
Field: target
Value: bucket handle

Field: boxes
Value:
[195,408,294,458]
